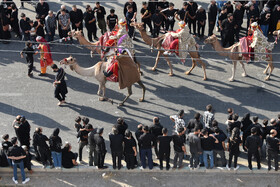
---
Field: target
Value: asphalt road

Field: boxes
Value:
[0,0,280,185]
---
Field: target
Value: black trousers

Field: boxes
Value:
[38,147,52,166]
[86,26,97,42]
[197,22,205,37]
[128,25,135,38]
[11,21,21,36]
[97,152,106,168]
[72,23,83,31]
[112,151,122,169]
[153,24,160,38]
[143,20,153,33]
[88,146,98,166]
[188,19,196,34]
[165,20,175,31]
[248,150,261,169]
[208,20,215,36]
[159,151,170,169]
[228,152,238,168]
[125,153,135,169]
[267,150,278,170]
[26,57,34,75]
[235,25,241,41]
[222,32,234,47]
[78,141,87,161]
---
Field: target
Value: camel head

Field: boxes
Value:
[68,30,83,38]
[60,56,77,70]
[273,30,280,39]
[130,22,144,31]
[204,35,217,44]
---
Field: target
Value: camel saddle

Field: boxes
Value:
[116,55,140,89]
[162,33,174,50]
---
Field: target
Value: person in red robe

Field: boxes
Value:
[36,36,54,76]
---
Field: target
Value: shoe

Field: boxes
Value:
[234,165,239,171]
[57,102,63,106]
[50,165,54,169]
[94,37,99,41]
[139,166,144,170]
[28,73,33,77]
[226,164,230,171]
[22,178,30,184]
[249,167,252,171]
[38,73,46,76]
[160,167,163,170]
[43,165,47,169]
[12,177,18,184]
[102,166,108,169]
[163,51,171,56]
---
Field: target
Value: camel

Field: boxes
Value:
[131,22,207,80]
[60,56,145,106]
[204,35,274,81]
[68,30,101,55]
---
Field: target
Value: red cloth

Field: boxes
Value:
[162,34,174,50]
[170,39,179,56]
[106,58,119,82]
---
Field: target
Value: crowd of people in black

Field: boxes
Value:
[0,0,280,44]
[1,105,280,184]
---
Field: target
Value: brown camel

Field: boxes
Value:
[68,30,101,55]
[204,35,274,81]
[132,22,207,80]
[60,56,145,106]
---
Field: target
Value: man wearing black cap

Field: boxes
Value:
[245,127,261,170]
[19,13,31,41]
[138,126,156,170]
[51,64,68,106]
[7,137,30,184]
[94,128,107,169]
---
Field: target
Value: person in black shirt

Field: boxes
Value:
[19,116,31,148]
[109,127,123,170]
[233,3,244,41]
[74,116,82,132]
[20,42,38,77]
[62,143,78,168]
[221,13,235,47]
[245,127,261,170]
[51,64,68,106]
[208,0,218,36]
[123,0,137,17]
[114,118,128,137]
[7,137,30,184]
[1,134,12,167]
[106,9,118,31]
[201,128,218,169]
[157,128,172,170]
[187,113,204,133]
[84,5,98,42]
[172,127,186,169]
[227,127,242,170]
[35,0,49,22]
[94,128,108,169]
[77,124,92,163]
[10,4,20,38]
[124,130,137,169]
[196,6,206,38]
[69,5,83,32]
[19,13,31,41]
[266,129,280,171]
[33,127,53,168]
[213,127,227,167]
[94,2,107,35]
[49,128,62,169]
[126,5,136,38]
[227,113,241,137]
[148,0,158,15]
[187,0,198,34]
[34,14,45,38]
[88,126,97,166]
[218,6,227,33]
[161,3,178,31]
[139,126,156,170]
[225,1,233,15]
[158,0,169,31]
[141,2,153,34]
[175,2,189,24]
[149,117,163,158]
[152,9,163,37]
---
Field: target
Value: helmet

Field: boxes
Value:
[178,21,186,28]
[119,19,127,26]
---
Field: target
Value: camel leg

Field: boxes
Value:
[163,55,173,76]
[97,83,102,96]
[119,86,132,106]
[265,60,274,81]
[98,82,108,101]
[134,56,143,75]
[137,80,146,102]
[185,59,196,75]
[197,58,207,81]
[229,61,237,82]
[263,64,270,75]
[152,51,161,71]
[239,61,247,77]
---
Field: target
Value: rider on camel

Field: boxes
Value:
[249,22,274,62]
[163,21,196,63]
